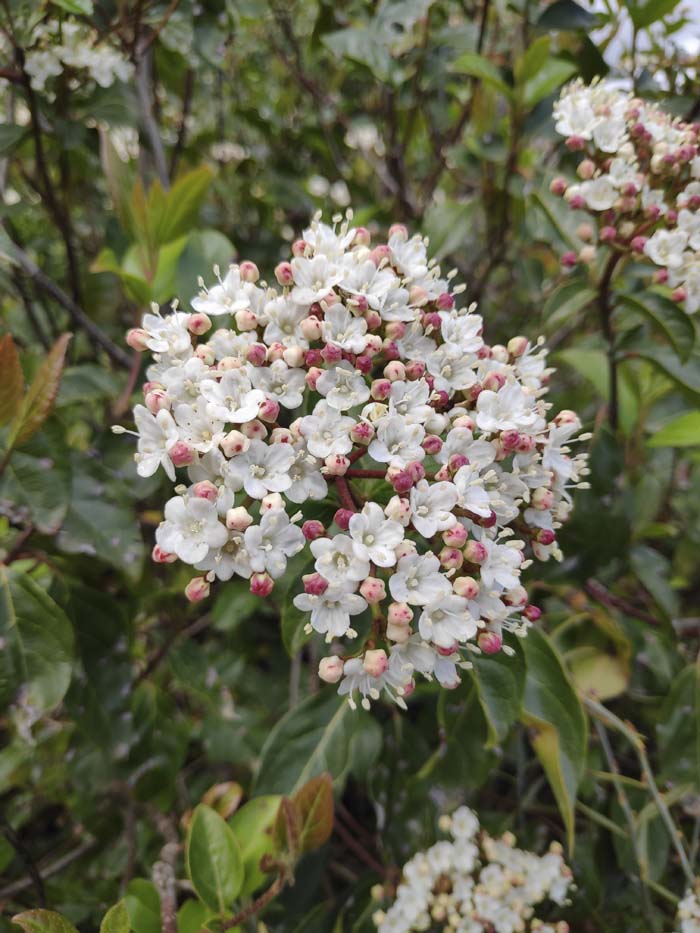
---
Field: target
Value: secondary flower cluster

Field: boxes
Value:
[122,212,587,710]
[22,19,133,93]
[372,806,573,933]
[552,79,700,313]
[677,888,700,933]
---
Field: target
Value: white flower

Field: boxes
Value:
[475,383,541,434]
[156,495,228,564]
[316,362,371,410]
[409,480,458,537]
[581,176,618,211]
[173,403,225,453]
[321,303,368,352]
[389,553,452,606]
[388,380,433,424]
[250,359,306,409]
[644,229,688,269]
[340,260,397,310]
[369,415,425,468]
[299,401,356,458]
[192,266,251,317]
[302,220,356,258]
[418,595,476,648]
[244,509,305,577]
[133,405,179,480]
[160,356,211,403]
[141,310,192,356]
[195,533,252,580]
[427,344,478,392]
[293,585,367,640]
[388,233,428,279]
[311,534,370,584]
[439,311,483,355]
[453,464,493,518]
[480,540,522,591]
[200,370,265,423]
[286,445,328,502]
[225,439,295,498]
[263,297,309,348]
[291,254,344,303]
[348,503,404,567]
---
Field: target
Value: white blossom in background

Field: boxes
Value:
[677,887,700,933]
[552,79,700,313]
[372,806,573,933]
[120,210,588,711]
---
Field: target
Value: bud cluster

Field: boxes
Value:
[121,211,587,711]
[551,79,700,313]
[372,806,573,932]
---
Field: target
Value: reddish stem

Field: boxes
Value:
[346,469,387,479]
[335,475,358,512]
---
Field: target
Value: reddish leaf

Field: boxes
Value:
[0,334,24,426]
[276,773,334,856]
[11,333,72,447]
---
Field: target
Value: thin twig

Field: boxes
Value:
[135,45,170,188]
[585,578,661,627]
[0,838,95,900]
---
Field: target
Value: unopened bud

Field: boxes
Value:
[359,577,386,604]
[363,648,388,677]
[221,430,250,457]
[319,656,344,683]
[185,576,210,602]
[187,312,212,335]
[250,572,274,596]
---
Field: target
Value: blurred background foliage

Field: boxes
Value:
[1,0,700,931]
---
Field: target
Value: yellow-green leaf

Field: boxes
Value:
[186,804,244,913]
[12,911,78,933]
[100,901,131,933]
[0,334,24,427]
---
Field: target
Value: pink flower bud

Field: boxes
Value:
[274,261,294,286]
[353,226,371,247]
[553,409,579,427]
[383,340,400,361]
[319,656,344,683]
[386,619,411,643]
[364,309,382,330]
[549,177,568,196]
[631,235,648,253]
[504,585,528,607]
[371,378,392,401]
[501,429,521,451]
[152,544,177,563]
[185,576,210,602]
[536,528,556,546]
[234,308,258,331]
[321,343,343,364]
[483,371,506,392]
[305,366,322,391]
[389,223,408,241]
[452,414,475,430]
[432,390,450,410]
[292,238,309,257]
[324,454,350,476]
[405,360,426,380]
[261,492,284,512]
[600,225,617,242]
[126,328,150,351]
[453,576,479,599]
[448,453,470,474]
[246,343,267,366]
[350,421,374,445]
[385,321,406,340]
[463,540,487,564]
[370,245,391,265]
[193,480,218,502]
[258,398,280,423]
[568,193,585,209]
[384,360,406,382]
[239,260,259,283]
[395,540,417,560]
[145,389,170,413]
[565,134,585,151]
[142,381,163,394]
[421,434,443,456]
[653,268,669,284]
[241,419,267,440]
[267,342,286,362]
[440,546,463,570]
[221,430,250,457]
[523,604,542,622]
[360,577,386,604]
[435,465,451,481]
[436,292,454,310]
[301,316,323,341]
[443,524,468,548]
[195,345,216,365]
[250,572,274,597]
[388,602,413,626]
[576,159,595,180]
[478,630,503,654]
[390,470,414,494]
[334,508,354,530]
[187,312,212,335]
[226,506,253,531]
[385,495,411,524]
[302,519,326,540]
[672,286,687,303]
[507,336,529,358]
[169,441,195,467]
[270,427,293,444]
[409,285,428,307]
[532,487,554,510]
[303,572,329,595]
[363,648,388,678]
[576,222,595,242]
[516,434,536,453]
[666,209,678,225]
[436,643,458,657]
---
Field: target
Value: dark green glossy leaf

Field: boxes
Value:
[186,804,244,912]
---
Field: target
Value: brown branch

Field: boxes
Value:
[221,873,286,929]
[597,250,624,430]
[585,578,661,627]
[333,816,387,877]
[134,614,211,686]
[0,838,95,900]
[1,822,46,906]
[2,238,132,368]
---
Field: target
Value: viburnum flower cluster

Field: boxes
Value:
[551,79,700,313]
[21,20,133,93]
[119,211,587,711]
[677,888,700,933]
[372,806,573,933]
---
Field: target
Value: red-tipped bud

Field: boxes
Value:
[250,572,274,597]
[360,577,386,604]
[302,519,326,541]
[453,576,479,599]
[152,545,177,563]
[246,343,267,366]
[334,508,354,530]
[478,630,503,654]
[258,398,280,423]
[193,480,218,502]
[187,312,212,335]
[303,572,329,595]
[443,524,468,548]
[185,576,210,602]
[274,261,294,286]
[463,540,487,564]
[324,454,350,476]
[126,328,150,351]
[319,656,344,683]
[523,604,542,622]
[169,441,195,467]
[363,648,388,677]
[239,260,259,283]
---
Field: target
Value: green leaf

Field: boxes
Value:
[450,52,513,99]
[524,58,578,107]
[229,795,281,897]
[0,334,24,426]
[658,658,700,788]
[515,36,551,84]
[91,248,152,306]
[12,912,78,933]
[556,347,638,431]
[151,167,214,246]
[625,342,700,398]
[255,689,365,794]
[0,430,71,534]
[537,0,597,29]
[423,201,478,262]
[176,901,215,933]
[174,230,235,303]
[124,880,160,933]
[322,28,393,82]
[543,280,596,334]
[619,292,696,362]
[520,628,587,852]
[630,0,682,29]
[0,565,74,717]
[99,131,136,239]
[470,638,525,747]
[186,804,244,912]
[7,335,71,449]
[50,0,93,13]
[629,544,678,618]
[0,124,27,157]
[100,901,131,933]
[291,772,334,854]
[649,411,700,447]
